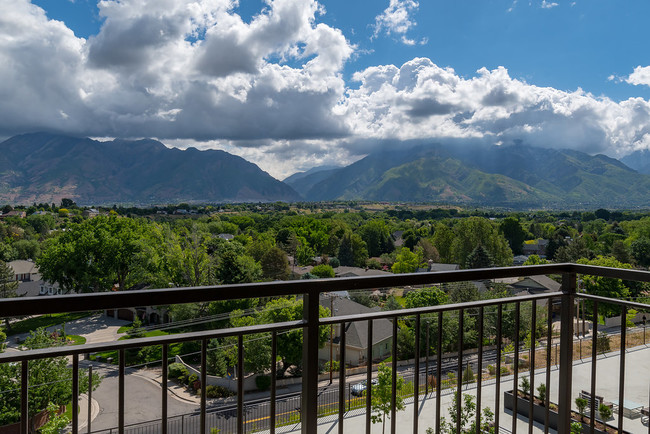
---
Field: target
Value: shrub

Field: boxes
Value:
[487,364,496,375]
[255,375,271,391]
[596,331,611,353]
[537,383,547,404]
[500,366,510,376]
[519,376,530,395]
[328,257,340,268]
[187,374,198,386]
[205,385,234,399]
[168,363,189,379]
[462,365,474,384]
[598,403,613,420]
[311,264,335,278]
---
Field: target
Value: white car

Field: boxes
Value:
[350,379,379,396]
[642,415,648,426]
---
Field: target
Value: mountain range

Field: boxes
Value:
[0,133,300,204]
[285,143,650,208]
[2,133,650,208]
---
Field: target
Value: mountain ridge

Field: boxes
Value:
[0,133,301,205]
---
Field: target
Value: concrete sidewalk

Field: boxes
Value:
[284,345,650,433]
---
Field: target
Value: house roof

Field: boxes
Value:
[511,275,561,293]
[320,295,393,349]
[8,260,39,276]
[427,263,460,272]
[334,267,393,278]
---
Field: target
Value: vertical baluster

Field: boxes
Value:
[413,314,421,434]
[545,299,552,434]
[162,344,168,434]
[512,302,520,434]
[589,300,599,434]
[119,348,125,434]
[528,300,536,434]
[618,305,627,433]
[476,306,484,432]
[271,331,277,434]
[558,273,576,432]
[435,311,443,434]
[339,321,346,434]
[391,318,398,434]
[366,319,373,434]
[456,308,464,434]
[495,304,503,433]
[72,354,79,433]
[88,365,93,434]
[21,360,28,434]
[301,291,320,434]
[201,339,207,434]
[238,335,244,434]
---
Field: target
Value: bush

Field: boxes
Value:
[168,363,189,379]
[500,366,510,376]
[255,375,271,391]
[598,403,613,420]
[311,264,335,278]
[537,383,547,403]
[205,385,234,399]
[487,364,496,375]
[462,365,475,383]
[187,373,198,386]
[328,257,340,268]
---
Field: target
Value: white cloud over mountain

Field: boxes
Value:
[2,0,650,178]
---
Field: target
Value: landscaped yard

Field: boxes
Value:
[3,312,95,336]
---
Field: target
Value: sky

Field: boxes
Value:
[3,0,650,179]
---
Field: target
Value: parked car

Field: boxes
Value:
[642,415,648,426]
[350,379,378,396]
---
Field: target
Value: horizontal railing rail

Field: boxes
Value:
[1,263,649,434]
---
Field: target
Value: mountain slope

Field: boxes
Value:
[304,143,650,207]
[0,133,301,204]
[283,165,341,197]
[621,149,650,174]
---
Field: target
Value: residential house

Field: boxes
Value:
[522,239,548,257]
[319,294,393,366]
[0,210,26,219]
[82,208,100,218]
[7,260,63,297]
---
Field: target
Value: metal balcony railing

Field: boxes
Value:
[1,263,649,434]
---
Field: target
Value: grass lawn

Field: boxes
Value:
[89,330,185,364]
[4,312,95,336]
[66,335,87,345]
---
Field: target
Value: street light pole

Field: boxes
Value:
[643,315,647,345]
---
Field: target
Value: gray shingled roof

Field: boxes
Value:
[320,295,393,349]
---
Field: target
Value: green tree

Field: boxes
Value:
[391,247,423,274]
[214,243,262,284]
[465,244,494,269]
[370,364,406,434]
[38,216,156,292]
[451,217,513,268]
[0,328,101,425]
[577,256,632,316]
[631,238,650,268]
[404,287,448,308]
[0,260,20,330]
[610,240,631,264]
[359,220,394,257]
[432,223,455,263]
[338,232,368,267]
[499,217,526,255]
[260,247,290,280]
[435,392,495,434]
[523,254,549,265]
[311,264,335,278]
[295,244,315,266]
[575,397,588,421]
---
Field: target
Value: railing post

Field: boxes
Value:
[302,291,320,433]
[558,272,576,432]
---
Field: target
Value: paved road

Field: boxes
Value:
[89,364,198,431]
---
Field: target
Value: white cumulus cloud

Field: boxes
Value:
[373,0,421,45]
[626,66,650,87]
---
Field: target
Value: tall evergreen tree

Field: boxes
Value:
[465,245,494,269]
